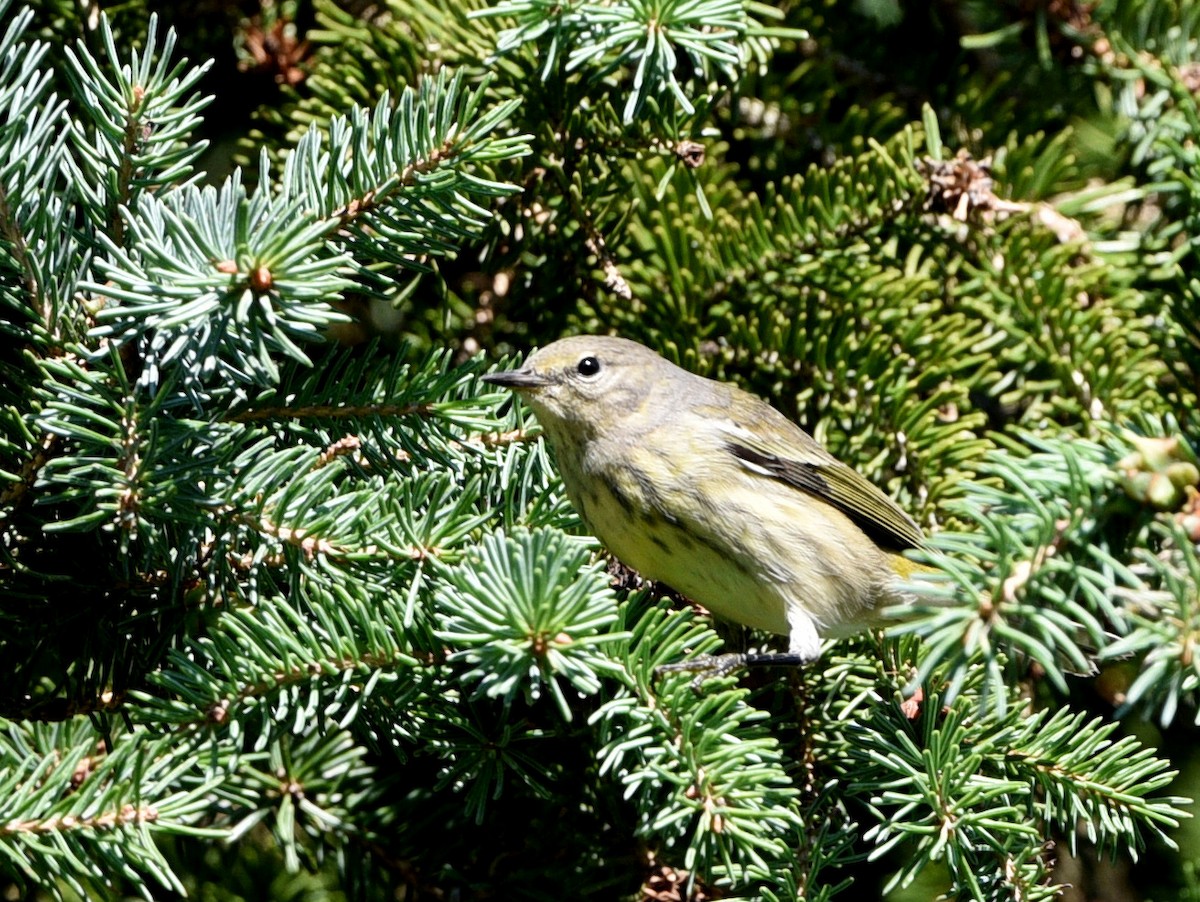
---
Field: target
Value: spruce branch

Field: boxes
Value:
[133,579,423,734]
[619,130,931,339]
[1099,519,1200,726]
[435,528,627,719]
[0,720,223,898]
[35,347,166,536]
[229,399,434,423]
[279,68,530,276]
[87,170,355,393]
[423,698,565,825]
[892,434,1122,716]
[854,709,1053,899]
[823,672,1188,901]
[77,70,530,399]
[995,708,1189,858]
[224,729,376,873]
[0,14,65,328]
[593,594,802,885]
[0,1,87,359]
[477,0,805,124]
[219,447,492,572]
[62,13,212,243]
[896,424,1200,729]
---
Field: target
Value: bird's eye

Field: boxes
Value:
[576,356,601,377]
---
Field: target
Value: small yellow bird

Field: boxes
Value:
[483,335,924,679]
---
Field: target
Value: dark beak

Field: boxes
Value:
[482,368,550,390]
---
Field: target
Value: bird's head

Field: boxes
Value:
[482,335,671,438]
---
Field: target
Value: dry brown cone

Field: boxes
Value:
[1034,0,1097,34]
[917,149,1000,222]
[239,10,311,86]
[1017,0,1102,61]
[1179,62,1200,95]
[642,855,723,902]
[917,149,1087,243]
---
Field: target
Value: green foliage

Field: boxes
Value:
[63,15,212,235]
[596,594,802,883]
[0,720,223,899]
[478,0,797,124]
[435,528,626,717]
[4,0,1200,899]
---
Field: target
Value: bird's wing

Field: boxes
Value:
[719,417,924,552]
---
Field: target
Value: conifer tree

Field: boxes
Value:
[2,1,1199,899]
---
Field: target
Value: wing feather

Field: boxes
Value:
[719,419,923,551]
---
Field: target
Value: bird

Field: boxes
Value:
[483,335,925,680]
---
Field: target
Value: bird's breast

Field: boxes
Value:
[555,441,794,636]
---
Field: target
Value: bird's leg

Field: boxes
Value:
[654,608,822,690]
[655,652,812,690]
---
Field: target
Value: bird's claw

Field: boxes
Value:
[655,654,749,691]
[655,651,814,691]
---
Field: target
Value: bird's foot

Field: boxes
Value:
[655,652,812,691]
